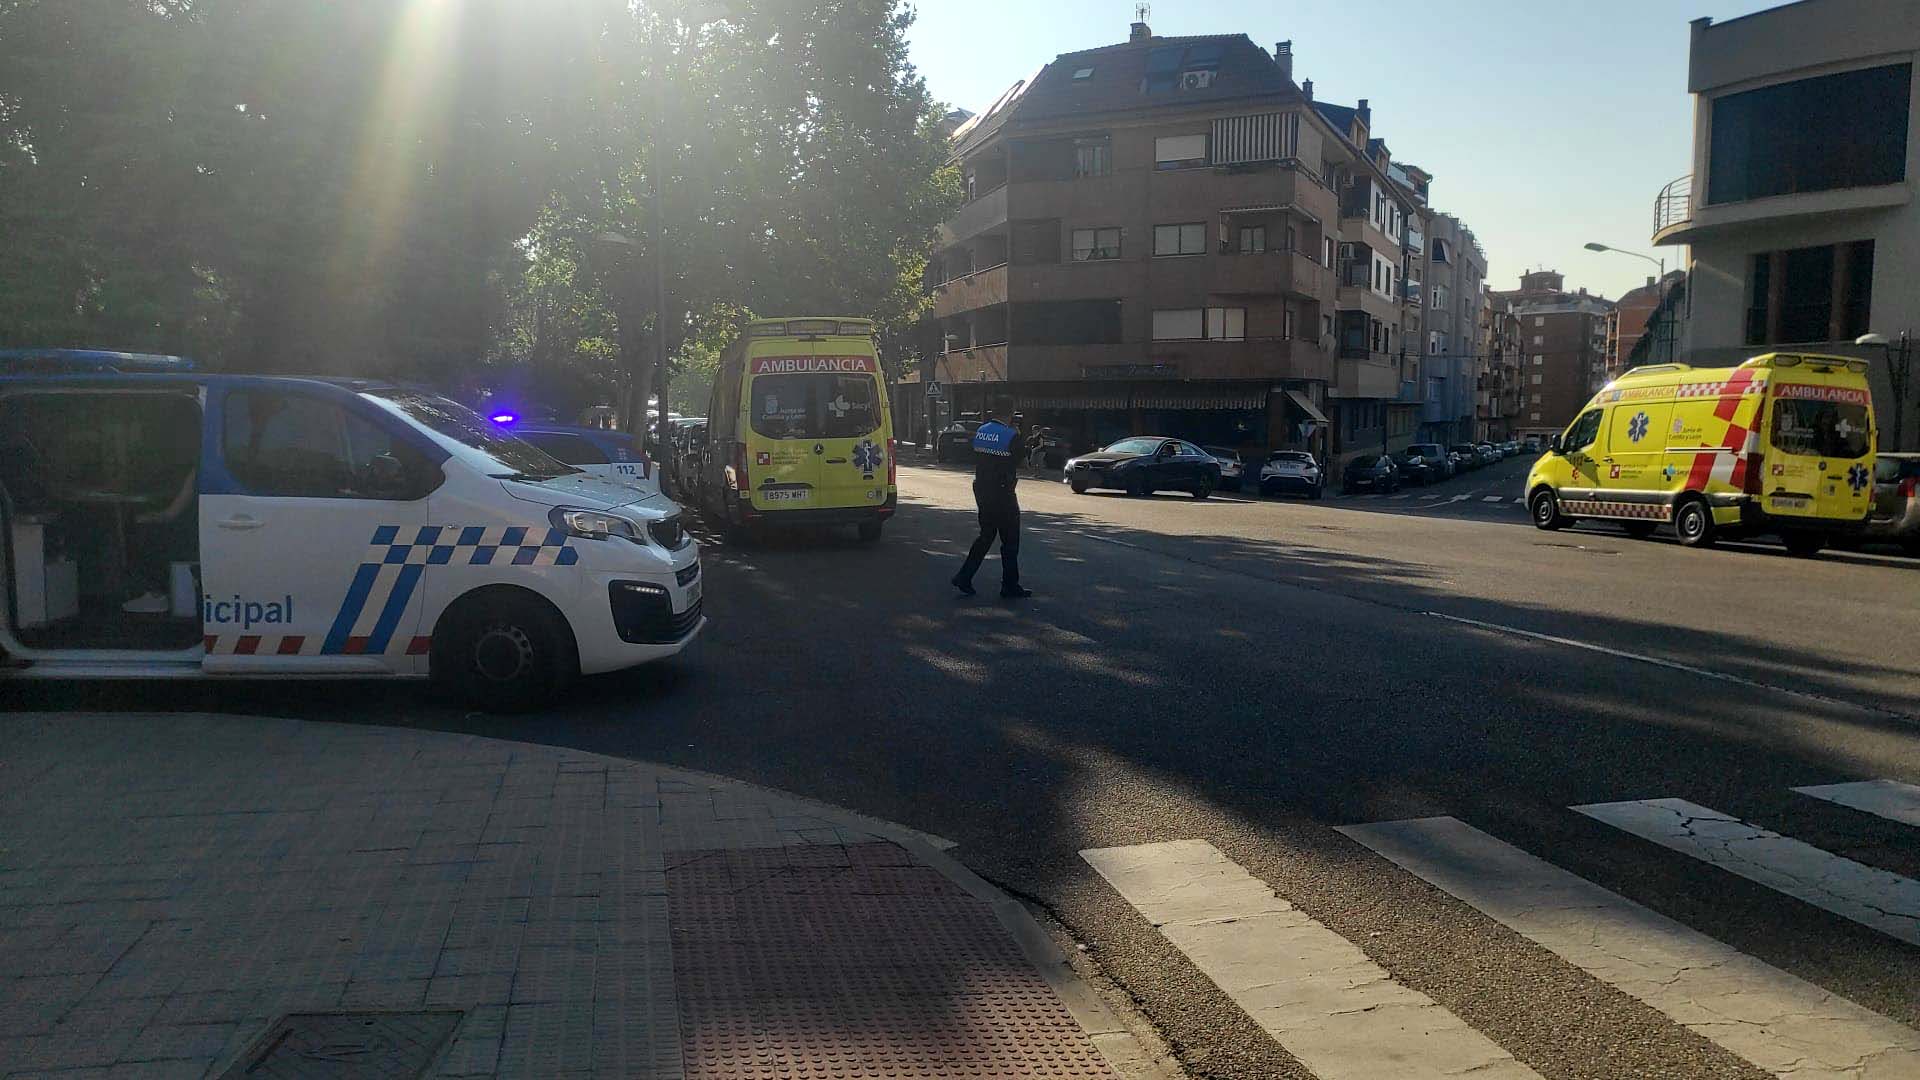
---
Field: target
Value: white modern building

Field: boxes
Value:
[1653,0,1919,448]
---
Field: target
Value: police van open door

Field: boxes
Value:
[0,382,207,664]
[199,383,436,674]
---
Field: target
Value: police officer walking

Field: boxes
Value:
[952,402,1032,598]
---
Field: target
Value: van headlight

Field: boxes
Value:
[550,506,643,542]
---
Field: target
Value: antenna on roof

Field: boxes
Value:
[1136,3,1151,23]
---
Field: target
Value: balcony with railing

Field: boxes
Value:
[930,263,1008,320]
[1651,173,1693,244]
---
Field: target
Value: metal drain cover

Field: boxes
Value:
[219,1011,464,1079]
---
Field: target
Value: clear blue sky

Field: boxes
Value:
[905,0,1781,300]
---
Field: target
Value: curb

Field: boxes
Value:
[644,763,1186,1080]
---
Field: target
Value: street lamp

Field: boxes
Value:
[1587,242,1672,364]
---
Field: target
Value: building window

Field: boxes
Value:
[1072,67,1095,80]
[1154,134,1208,170]
[1238,226,1267,254]
[1531,372,1543,385]
[1153,309,1204,340]
[1708,63,1911,205]
[1153,222,1207,256]
[1285,224,1297,252]
[1323,236,1335,267]
[1152,307,1244,340]
[1074,137,1112,178]
[1323,314,1334,339]
[1531,393,1542,404]
[1533,355,1544,365]
[1207,307,1247,341]
[1283,308,1297,339]
[1534,316,1544,327]
[1746,240,1874,345]
[1532,334,1543,345]
[1071,227,1122,262]
[1530,411,1541,421]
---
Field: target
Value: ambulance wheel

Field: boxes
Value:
[433,589,576,712]
[1782,532,1825,558]
[1674,497,1715,548]
[1529,488,1566,531]
[1621,521,1656,539]
[857,521,884,542]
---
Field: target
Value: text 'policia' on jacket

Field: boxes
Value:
[1525,352,1876,554]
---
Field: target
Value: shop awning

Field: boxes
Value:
[1219,202,1319,225]
[1133,386,1266,411]
[1285,389,1329,424]
[1017,390,1132,410]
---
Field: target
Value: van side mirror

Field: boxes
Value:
[1546,434,1562,454]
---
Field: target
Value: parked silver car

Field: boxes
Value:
[1863,453,1920,554]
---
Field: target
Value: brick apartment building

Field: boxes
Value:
[1481,293,1524,440]
[1491,270,1614,439]
[913,22,1426,465]
[1604,271,1685,378]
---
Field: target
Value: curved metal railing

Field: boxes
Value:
[1654,174,1693,235]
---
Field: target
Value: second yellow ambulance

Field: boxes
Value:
[1526,352,1875,556]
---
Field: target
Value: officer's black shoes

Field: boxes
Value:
[951,575,977,596]
[999,586,1033,599]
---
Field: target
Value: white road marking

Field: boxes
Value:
[1513,497,1526,505]
[1573,798,1920,947]
[1483,495,1505,503]
[1390,493,1411,499]
[1081,840,1540,1080]
[1423,612,1904,719]
[1341,816,1920,1079]
[1792,779,1920,828]
[1448,494,1471,502]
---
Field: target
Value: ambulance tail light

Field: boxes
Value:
[887,437,897,488]
[1900,476,1917,499]
[729,443,749,491]
[1743,453,1765,497]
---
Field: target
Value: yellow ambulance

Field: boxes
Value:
[1526,352,1875,556]
[699,317,896,541]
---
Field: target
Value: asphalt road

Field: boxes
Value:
[15,460,1920,1080]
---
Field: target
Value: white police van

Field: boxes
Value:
[0,372,703,709]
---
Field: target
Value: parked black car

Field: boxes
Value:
[934,417,982,462]
[1065,437,1222,499]
[1393,450,1434,486]
[1342,454,1400,494]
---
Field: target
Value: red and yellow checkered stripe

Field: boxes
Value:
[1562,500,1670,520]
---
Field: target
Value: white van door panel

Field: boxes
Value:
[199,387,432,675]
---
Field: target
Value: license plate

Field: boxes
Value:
[1769,495,1811,511]
[761,487,811,503]
[684,578,703,608]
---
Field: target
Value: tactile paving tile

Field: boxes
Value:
[669,843,1115,1078]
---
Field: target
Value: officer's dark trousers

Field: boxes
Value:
[957,494,1020,590]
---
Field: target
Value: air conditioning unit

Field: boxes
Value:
[1181,70,1215,90]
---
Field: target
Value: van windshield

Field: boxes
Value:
[1771,399,1871,459]
[365,389,580,479]
[750,373,879,440]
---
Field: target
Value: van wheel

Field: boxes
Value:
[1621,521,1656,539]
[857,521,884,542]
[432,590,576,712]
[1529,489,1566,531]
[1674,497,1715,548]
[1782,532,1825,558]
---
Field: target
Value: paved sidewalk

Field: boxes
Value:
[0,714,1135,1079]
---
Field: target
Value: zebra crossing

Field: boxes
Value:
[1083,779,1920,1079]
